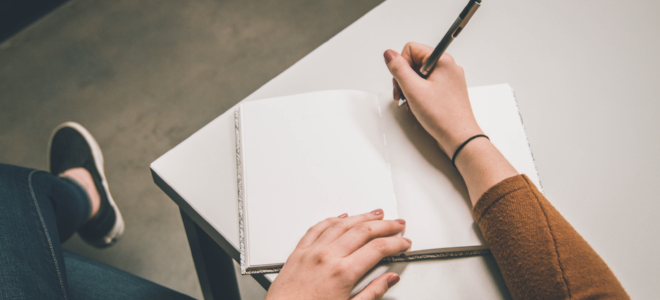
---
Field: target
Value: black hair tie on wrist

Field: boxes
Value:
[451,134,490,168]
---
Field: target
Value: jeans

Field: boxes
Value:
[0,163,195,300]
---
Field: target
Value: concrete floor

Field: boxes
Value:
[0,0,382,298]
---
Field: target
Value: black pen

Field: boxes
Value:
[399,0,482,107]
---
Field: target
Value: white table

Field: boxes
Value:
[151,0,660,299]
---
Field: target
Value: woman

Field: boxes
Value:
[265,43,629,300]
[0,42,628,300]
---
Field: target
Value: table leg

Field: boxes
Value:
[181,210,242,300]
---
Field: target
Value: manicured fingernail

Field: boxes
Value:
[387,274,400,288]
[402,237,412,244]
[395,219,406,225]
[383,49,397,63]
[338,213,348,218]
[371,209,383,215]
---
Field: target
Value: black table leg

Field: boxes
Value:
[181,210,242,300]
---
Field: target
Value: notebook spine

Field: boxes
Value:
[236,106,248,274]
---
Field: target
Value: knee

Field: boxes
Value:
[0,163,35,194]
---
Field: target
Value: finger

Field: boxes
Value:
[313,209,385,247]
[296,213,348,249]
[328,219,406,256]
[441,52,456,63]
[384,50,425,98]
[347,236,412,275]
[351,273,400,300]
[400,41,434,70]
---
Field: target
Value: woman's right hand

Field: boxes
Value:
[383,42,483,157]
[384,42,518,206]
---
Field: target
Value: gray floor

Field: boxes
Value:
[0,0,382,298]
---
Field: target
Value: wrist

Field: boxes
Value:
[450,134,489,167]
[453,138,518,205]
[435,126,484,158]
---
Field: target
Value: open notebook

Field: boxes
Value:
[235,84,541,274]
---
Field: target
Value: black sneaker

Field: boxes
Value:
[48,122,124,248]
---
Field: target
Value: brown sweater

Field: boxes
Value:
[473,175,629,299]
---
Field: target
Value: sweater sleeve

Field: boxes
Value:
[472,174,629,299]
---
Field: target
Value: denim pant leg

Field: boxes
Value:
[0,164,194,300]
[64,250,194,300]
[0,163,89,299]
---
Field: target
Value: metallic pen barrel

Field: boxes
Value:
[398,0,481,107]
[419,17,464,78]
[419,0,480,78]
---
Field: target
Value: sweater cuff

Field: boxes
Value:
[472,174,531,220]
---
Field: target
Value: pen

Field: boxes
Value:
[399,0,482,107]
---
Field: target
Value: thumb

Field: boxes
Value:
[384,50,425,93]
[352,273,400,300]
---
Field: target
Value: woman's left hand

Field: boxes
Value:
[265,209,411,300]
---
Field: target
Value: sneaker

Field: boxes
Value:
[48,122,124,248]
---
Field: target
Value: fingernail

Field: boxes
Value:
[371,209,383,215]
[387,274,400,288]
[395,219,406,225]
[402,237,412,244]
[338,213,348,218]
[383,49,396,63]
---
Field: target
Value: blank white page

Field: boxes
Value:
[240,90,398,268]
[381,84,540,252]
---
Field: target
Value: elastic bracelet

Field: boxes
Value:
[451,134,490,168]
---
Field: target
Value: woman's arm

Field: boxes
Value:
[383,43,517,205]
[384,42,629,299]
[474,174,628,299]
